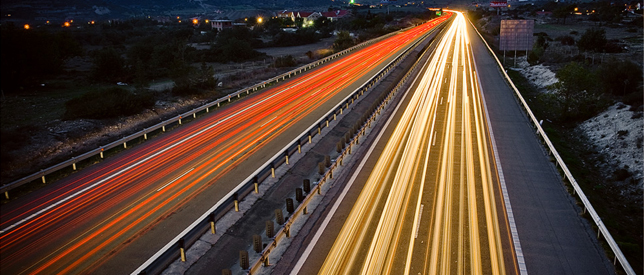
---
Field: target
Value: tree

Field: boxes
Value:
[553,4,576,24]
[528,34,547,65]
[333,31,355,52]
[577,28,607,52]
[195,62,217,90]
[599,59,643,97]
[1,25,82,91]
[547,62,605,120]
[91,47,125,82]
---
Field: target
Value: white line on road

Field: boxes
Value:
[415,204,424,239]
[0,54,353,236]
[432,131,437,146]
[289,61,419,275]
[156,168,194,192]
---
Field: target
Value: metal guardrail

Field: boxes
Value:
[131,17,449,275]
[468,19,636,275]
[0,24,420,198]
[246,20,446,273]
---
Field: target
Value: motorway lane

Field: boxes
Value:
[466,16,616,275]
[0,15,450,275]
[296,12,518,275]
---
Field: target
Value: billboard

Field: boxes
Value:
[490,1,508,7]
[499,20,534,51]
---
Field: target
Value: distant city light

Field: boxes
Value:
[205,19,209,23]
[257,17,263,23]
[64,22,70,27]
[24,24,30,30]
[193,18,198,24]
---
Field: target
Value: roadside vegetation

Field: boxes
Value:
[469,2,642,273]
[0,6,438,193]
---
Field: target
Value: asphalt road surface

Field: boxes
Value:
[289,12,518,275]
[0,15,450,275]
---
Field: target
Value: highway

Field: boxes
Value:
[291,12,518,275]
[0,15,450,275]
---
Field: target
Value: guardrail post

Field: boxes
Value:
[4,191,9,200]
[333,113,336,120]
[206,107,209,113]
[123,141,127,149]
[285,151,289,165]
[210,213,216,234]
[162,125,166,132]
[222,269,232,275]
[233,193,239,212]
[263,255,270,267]
[100,148,104,158]
[72,157,77,170]
[271,164,275,178]
[179,116,182,125]
[144,130,148,140]
[254,176,259,194]
[179,239,186,262]
[298,142,301,154]
[308,134,312,144]
[41,170,46,183]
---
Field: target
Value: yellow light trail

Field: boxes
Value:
[317,12,516,275]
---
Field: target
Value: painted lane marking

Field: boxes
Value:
[157,168,194,192]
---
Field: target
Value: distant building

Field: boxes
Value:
[211,19,246,31]
[277,10,296,22]
[298,11,322,26]
[211,19,232,30]
[321,10,350,22]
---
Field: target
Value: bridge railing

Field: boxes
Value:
[0,23,422,198]
[468,19,635,275]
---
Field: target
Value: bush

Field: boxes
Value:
[555,35,575,45]
[333,31,355,52]
[577,28,607,52]
[547,62,610,121]
[90,47,126,82]
[599,59,642,96]
[63,87,155,120]
[274,55,297,68]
